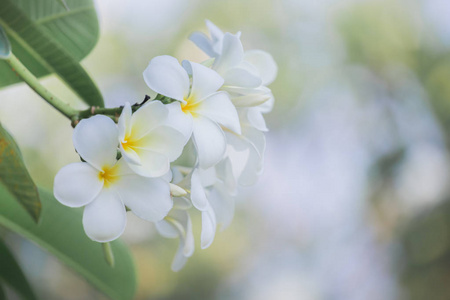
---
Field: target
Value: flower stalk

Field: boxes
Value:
[102,242,115,267]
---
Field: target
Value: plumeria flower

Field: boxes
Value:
[190,21,277,108]
[118,101,186,177]
[143,55,241,169]
[53,115,173,242]
[156,197,194,271]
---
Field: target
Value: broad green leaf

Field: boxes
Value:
[0,26,10,59]
[0,0,104,107]
[56,0,70,11]
[0,238,37,300]
[0,124,41,223]
[0,185,137,300]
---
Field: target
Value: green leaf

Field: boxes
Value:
[0,26,10,59]
[56,0,70,11]
[0,238,37,300]
[0,124,41,223]
[0,0,104,107]
[0,185,137,300]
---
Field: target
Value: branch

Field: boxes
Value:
[4,53,78,119]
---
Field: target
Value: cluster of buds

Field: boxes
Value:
[53,20,277,271]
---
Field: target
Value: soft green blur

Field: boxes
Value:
[1,0,450,299]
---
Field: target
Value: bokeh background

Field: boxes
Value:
[1,0,450,299]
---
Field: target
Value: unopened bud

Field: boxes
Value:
[170,183,187,197]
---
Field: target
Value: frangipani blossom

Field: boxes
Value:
[190,21,277,108]
[54,115,173,242]
[143,55,241,169]
[118,101,186,177]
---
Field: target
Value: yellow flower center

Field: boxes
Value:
[121,136,140,152]
[181,94,199,116]
[98,165,120,188]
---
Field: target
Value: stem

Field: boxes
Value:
[102,242,115,267]
[4,53,78,119]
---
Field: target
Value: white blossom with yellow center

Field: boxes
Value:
[118,101,186,178]
[53,115,173,242]
[143,55,241,169]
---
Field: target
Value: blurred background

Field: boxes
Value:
[1,0,450,299]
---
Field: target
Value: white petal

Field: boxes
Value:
[226,131,263,186]
[54,162,103,207]
[205,19,224,45]
[244,125,266,156]
[230,93,272,108]
[137,126,186,161]
[190,169,208,211]
[201,204,216,249]
[258,94,275,113]
[196,92,241,134]
[244,50,278,85]
[198,166,217,188]
[209,183,235,230]
[118,102,132,141]
[215,158,237,194]
[222,85,272,107]
[143,55,190,101]
[116,176,172,222]
[167,210,195,257]
[182,211,194,256]
[128,149,170,178]
[73,115,118,170]
[156,219,179,238]
[173,197,192,210]
[128,101,169,140]
[164,102,194,143]
[213,33,244,74]
[171,243,188,272]
[223,67,262,88]
[189,32,216,57]
[82,189,126,242]
[120,142,141,165]
[156,209,195,271]
[192,116,227,169]
[245,108,268,132]
[182,61,224,101]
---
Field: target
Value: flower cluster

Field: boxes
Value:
[53,20,277,271]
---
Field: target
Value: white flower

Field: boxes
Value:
[190,21,277,108]
[53,115,173,242]
[118,101,187,177]
[156,197,194,272]
[143,55,241,169]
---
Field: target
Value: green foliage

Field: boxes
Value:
[0,26,10,59]
[0,124,41,223]
[56,0,70,11]
[0,0,104,107]
[0,239,37,300]
[0,185,137,300]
